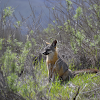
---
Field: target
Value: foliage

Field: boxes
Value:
[43,0,100,69]
[48,73,100,100]
[74,7,82,20]
[0,0,100,99]
[3,6,14,23]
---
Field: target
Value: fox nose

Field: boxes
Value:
[42,51,49,55]
[42,51,46,55]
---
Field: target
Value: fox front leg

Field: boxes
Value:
[49,69,56,82]
[48,64,57,82]
[48,64,53,82]
[48,68,53,82]
[51,72,56,82]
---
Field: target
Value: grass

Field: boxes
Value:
[33,61,100,100]
[6,58,100,100]
[47,73,100,100]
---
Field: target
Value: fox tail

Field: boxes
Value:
[73,69,99,76]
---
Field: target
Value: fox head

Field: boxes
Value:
[42,40,57,55]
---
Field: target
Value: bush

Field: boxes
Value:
[0,0,100,99]
[43,0,100,70]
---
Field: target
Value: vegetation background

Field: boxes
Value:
[0,0,100,100]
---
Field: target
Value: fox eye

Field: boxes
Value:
[47,49,50,51]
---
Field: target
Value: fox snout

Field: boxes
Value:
[42,51,49,55]
[42,49,53,55]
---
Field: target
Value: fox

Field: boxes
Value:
[42,40,99,82]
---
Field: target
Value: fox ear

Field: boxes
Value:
[51,40,57,47]
[45,41,50,45]
[43,40,50,46]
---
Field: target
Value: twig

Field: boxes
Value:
[73,86,80,100]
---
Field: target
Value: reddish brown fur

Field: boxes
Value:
[73,68,99,76]
[46,50,58,65]
[46,49,58,81]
